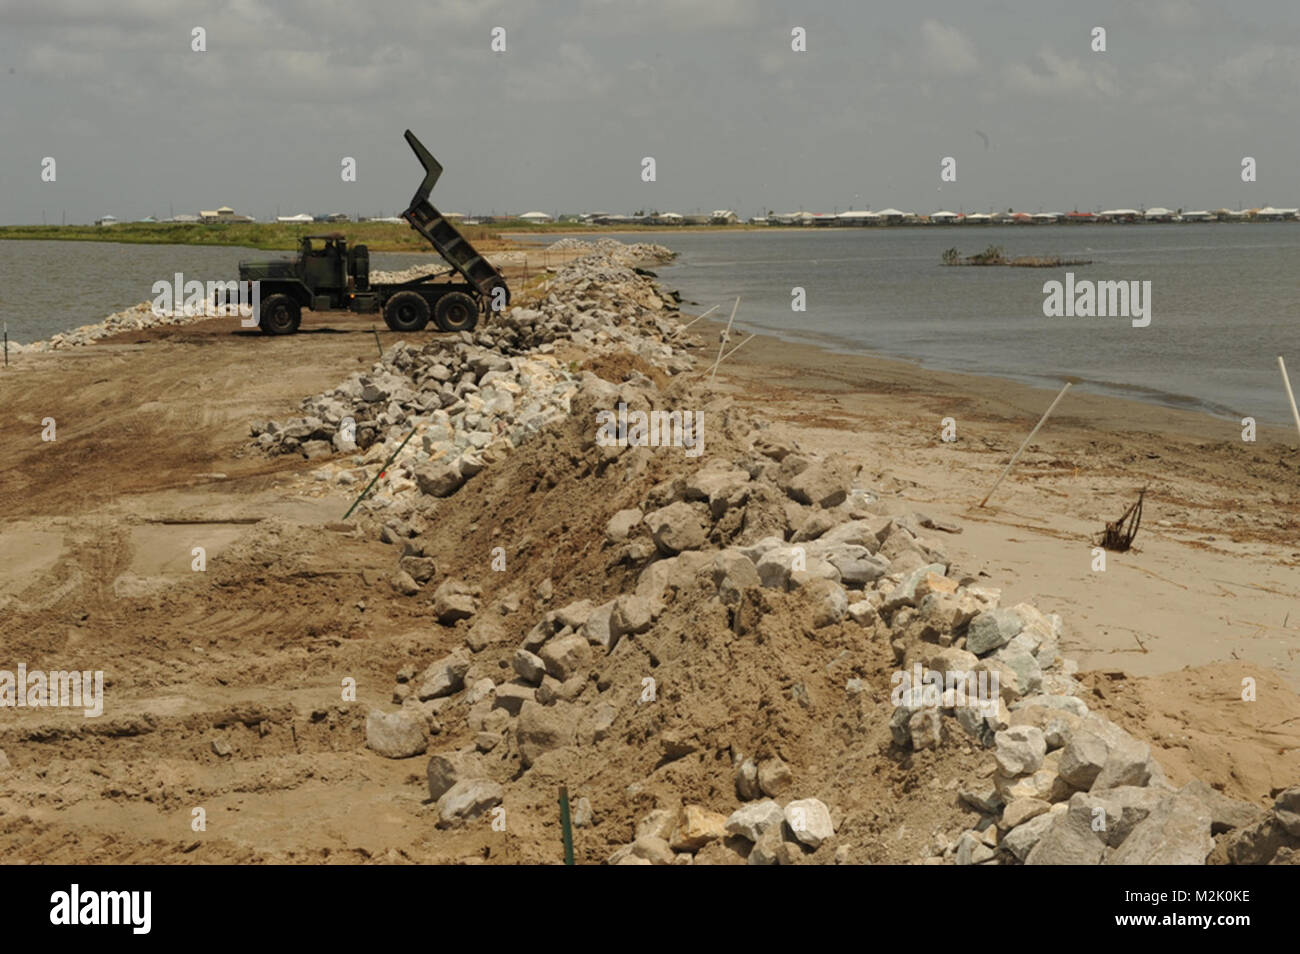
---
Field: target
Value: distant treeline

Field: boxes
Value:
[0,221,508,253]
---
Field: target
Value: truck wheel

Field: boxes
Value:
[435,292,478,333]
[384,291,430,331]
[259,294,301,335]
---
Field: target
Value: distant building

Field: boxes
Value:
[1098,209,1140,223]
[710,210,739,224]
[167,213,200,223]
[1255,206,1299,220]
[277,213,314,223]
[874,208,910,224]
[836,210,881,226]
[1180,210,1214,222]
[765,212,807,225]
[200,206,253,223]
[519,211,554,222]
[1032,212,1064,223]
[929,210,960,224]
[94,215,118,226]
[1143,207,1176,222]
[681,214,711,225]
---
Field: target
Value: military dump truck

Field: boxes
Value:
[238,130,509,335]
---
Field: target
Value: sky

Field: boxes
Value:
[2,0,1299,223]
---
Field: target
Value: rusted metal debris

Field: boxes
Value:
[1097,486,1147,552]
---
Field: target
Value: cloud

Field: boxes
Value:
[1003,48,1118,99]
[920,19,978,76]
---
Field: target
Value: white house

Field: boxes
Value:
[1255,206,1299,220]
[277,213,314,223]
[710,210,739,224]
[836,210,881,225]
[519,211,553,222]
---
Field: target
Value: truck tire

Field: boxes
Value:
[384,291,430,332]
[259,294,301,335]
[435,292,478,333]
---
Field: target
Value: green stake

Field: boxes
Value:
[558,786,574,866]
[342,425,418,521]
[372,326,384,358]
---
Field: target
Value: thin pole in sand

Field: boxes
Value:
[979,381,1073,508]
[707,297,740,384]
[343,425,418,521]
[1278,357,1300,440]
[371,326,383,359]
[678,304,719,331]
[558,786,575,866]
[717,333,757,365]
[3,320,7,367]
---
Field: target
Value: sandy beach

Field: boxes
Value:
[1,242,1296,865]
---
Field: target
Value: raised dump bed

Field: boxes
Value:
[238,130,510,336]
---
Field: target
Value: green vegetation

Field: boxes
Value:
[942,245,1092,268]
[0,220,506,253]
[972,244,1007,265]
[0,219,785,251]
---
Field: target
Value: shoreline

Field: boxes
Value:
[687,310,1296,442]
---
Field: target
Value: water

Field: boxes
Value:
[5,228,1300,425]
[0,241,433,343]
[521,225,1300,426]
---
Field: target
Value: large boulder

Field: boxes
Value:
[433,578,479,624]
[418,653,470,700]
[644,501,708,554]
[784,459,852,508]
[436,779,503,828]
[516,700,577,768]
[414,459,465,497]
[365,708,428,759]
[1107,789,1213,864]
[966,608,1024,655]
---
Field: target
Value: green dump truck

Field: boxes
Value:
[238,130,509,335]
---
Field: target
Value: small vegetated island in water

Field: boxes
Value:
[941,245,1093,268]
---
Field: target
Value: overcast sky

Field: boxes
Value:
[2,0,1299,223]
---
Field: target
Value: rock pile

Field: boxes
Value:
[13,301,219,352]
[251,243,689,521]
[544,238,676,268]
[253,237,1265,865]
